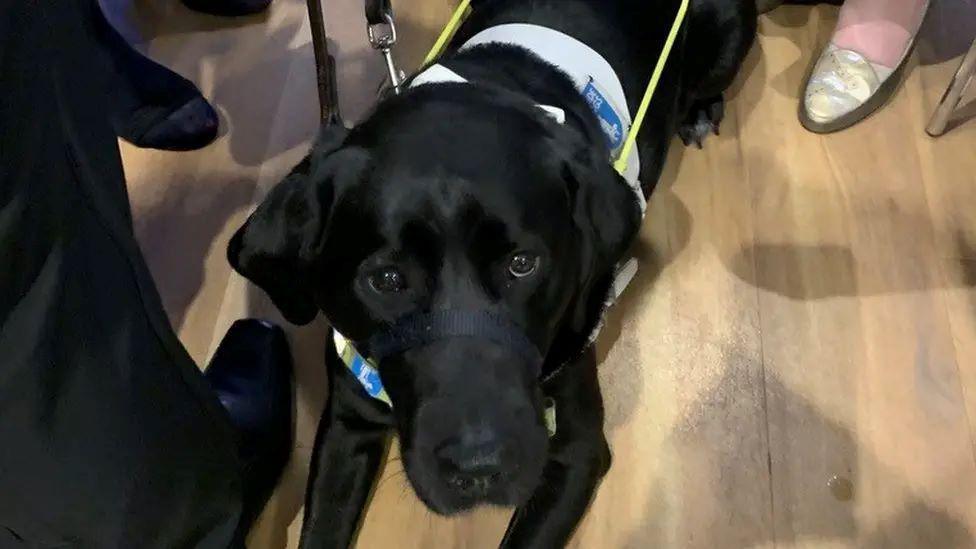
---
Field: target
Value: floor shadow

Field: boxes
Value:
[955,229,976,279]
[862,501,974,549]
[730,243,857,300]
[725,27,768,129]
[721,137,976,301]
[595,239,658,433]
[597,187,694,432]
[134,176,257,330]
[624,355,974,548]
[728,239,976,300]
[209,22,317,166]
[764,5,834,100]
[621,360,847,547]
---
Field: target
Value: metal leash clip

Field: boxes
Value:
[367,10,406,95]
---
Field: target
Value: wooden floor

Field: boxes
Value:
[114,0,976,547]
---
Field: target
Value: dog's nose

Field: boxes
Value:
[436,430,503,494]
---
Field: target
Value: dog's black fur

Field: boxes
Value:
[228,0,755,546]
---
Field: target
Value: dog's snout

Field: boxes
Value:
[397,341,550,512]
[446,468,501,495]
[436,428,504,494]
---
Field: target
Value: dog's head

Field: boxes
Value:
[229,85,639,514]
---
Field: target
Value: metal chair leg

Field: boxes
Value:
[926,38,976,137]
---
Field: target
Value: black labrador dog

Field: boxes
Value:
[229,0,755,546]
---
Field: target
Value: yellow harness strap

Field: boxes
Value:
[422,0,690,177]
[424,0,474,66]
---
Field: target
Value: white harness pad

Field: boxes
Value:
[411,23,644,213]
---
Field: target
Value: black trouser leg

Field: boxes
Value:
[0,1,244,546]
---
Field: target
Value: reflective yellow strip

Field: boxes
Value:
[544,400,557,437]
[375,388,393,407]
[423,0,473,65]
[613,0,689,175]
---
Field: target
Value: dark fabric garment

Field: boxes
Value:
[0,1,244,546]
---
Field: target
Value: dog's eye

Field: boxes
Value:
[508,252,539,278]
[369,267,407,294]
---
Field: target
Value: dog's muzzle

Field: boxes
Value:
[355,309,543,375]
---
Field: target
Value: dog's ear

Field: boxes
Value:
[548,131,641,356]
[228,124,363,325]
[567,150,641,332]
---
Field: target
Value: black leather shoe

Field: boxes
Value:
[182,0,273,17]
[205,319,293,534]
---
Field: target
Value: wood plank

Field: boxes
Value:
[109,0,976,547]
[744,6,976,548]
[913,0,976,518]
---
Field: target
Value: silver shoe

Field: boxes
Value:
[798,0,932,136]
[805,45,894,121]
[800,43,904,133]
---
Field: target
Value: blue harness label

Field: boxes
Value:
[350,354,385,399]
[582,77,626,153]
